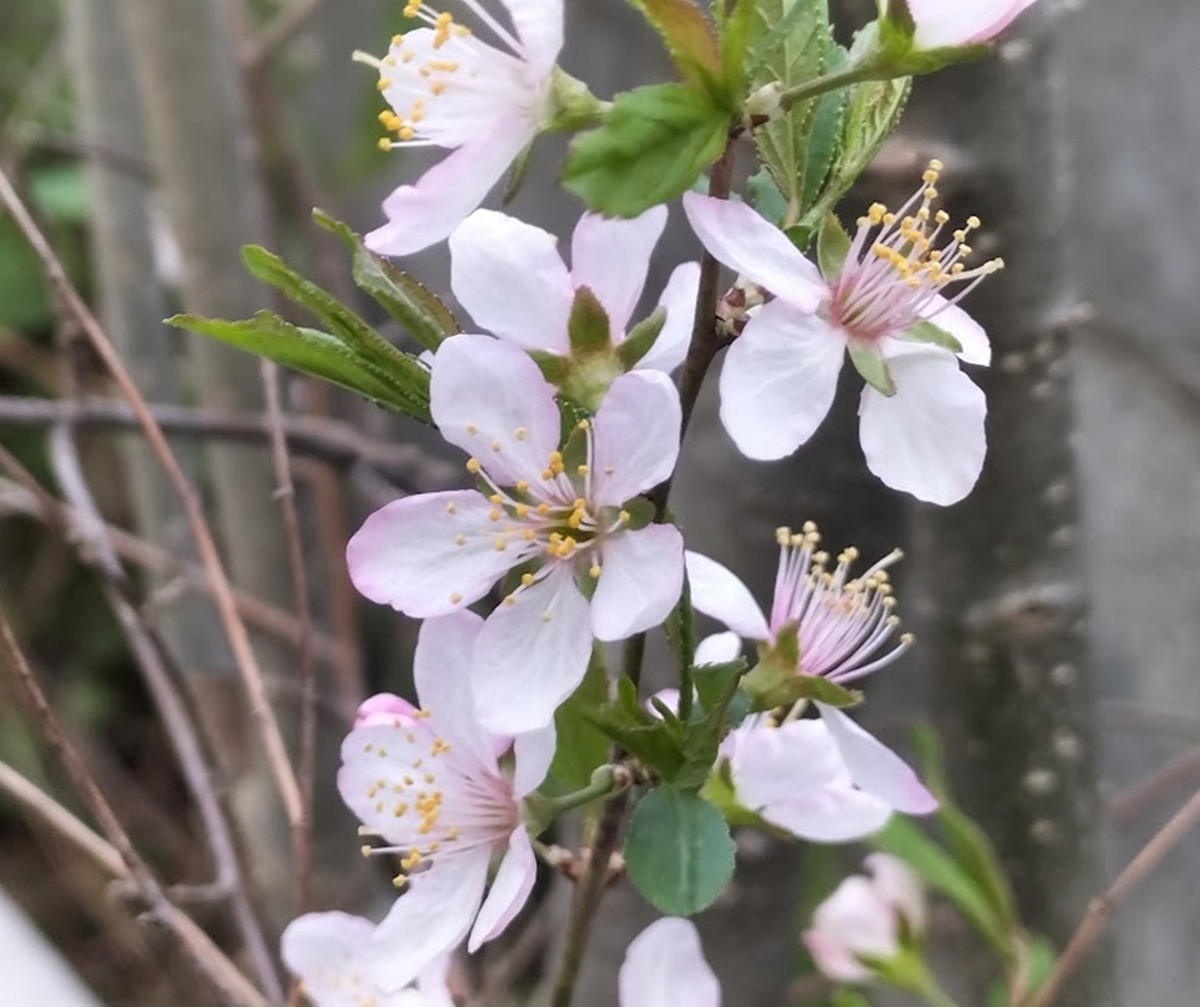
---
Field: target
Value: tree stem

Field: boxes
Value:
[776,64,878,113]
[546,137,738,1007]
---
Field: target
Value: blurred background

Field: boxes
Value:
[0,0,1195,1004]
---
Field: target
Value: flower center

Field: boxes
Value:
[828,160,1003,343]
[771,523,913,685]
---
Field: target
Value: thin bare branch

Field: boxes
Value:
[0,165,303,831]
[243,0,324,69]
[0,393,456,490]
[0,603,270,1007]
[1031,784,1200,1007]
[260,360,317,917]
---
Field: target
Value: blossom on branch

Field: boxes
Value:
[362,0,563,256]
[619,918,721,1007]
[683,161,997,505]
[686,523,936,817]
[338,611,555,990]
[803,853,927,984]
[449,206,701,374]
[281,912,454,1006]
[347,334,684,734]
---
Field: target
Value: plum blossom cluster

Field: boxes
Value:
[278,0,1044,1003]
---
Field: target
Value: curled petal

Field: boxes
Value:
[512,723,557,797]
[450,211,573,353]
[347,490,518,618]
[619,918,721,1007]
[570,206,666,332]
[816,704,937,815]
[685,551,771,641]
[908,0,1040,48]
[865,852,927,935]
[431,334,564,489]
[590,370,681,508]
[468,826,538,950]
[591,524,685,641]
[365,124,531,257]
[636,260,702,373]
[694,631,743,666]
[719,299,844,461]
[858,349,986,506]
[473,564,593,734]
[683,192,826,310]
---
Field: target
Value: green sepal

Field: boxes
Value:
[624,786,736,916]
[169,311,431,422]
[568,286,613,356]
[529,350,571,386]
[502,142,536,205]
[742,631,863,710]
[848,341,896,396]
[544,67,608,132]
[616,306,668,370]
[563,83,731,218]
[311,211,458,351]
[899,320,963,355]
[616,496,657,531]
[817,211,852,278]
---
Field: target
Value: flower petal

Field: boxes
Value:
[760,785,893,843]
[685,551,771,641]
[591,524,684,641]
[499,0,564,74]
[570,206,666,332]
[865,852,927,935]
[635,261,702,373]
[718,299,844,461]
[802,927,872,985]
[590,370,681,507]
[468,826,538,950]
[730,719,843,807]
[431,334,563,489]
[282,912,379,1004]
[414,611,503,767]
[367,852,490,990]
[346,490,517,618]
[473,564,593,734]
[365,124,531,257]
[816,704,938,815]
[917,297,991,365]
[450,211,573,353]
[683,192,826,309]
[512,723,557,796]
[618,918,721,1007]
[909,0,1038,48]
[694,631,743,666]
[858,350,986,506]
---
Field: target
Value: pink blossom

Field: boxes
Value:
[619,918,721,1007]
[803,853,926,983]
[686,523,936,816]
[903,0,1041,50]
[347,334,683,734]
[355,692,420,730]
[281,912,454,1006]
[362,0,562,256]
[683,161,998,505]
[449,207,700,371]
[338,611,555,990]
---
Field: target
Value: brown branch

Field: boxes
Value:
[242,0,324,69]
[0,393,457,489]
[0,603,269,1007]
[1108,741,1200,827]
[260,360,317,918]
[1031,783,1200,1007]
[46,408,283,999]
[0,166,303,831]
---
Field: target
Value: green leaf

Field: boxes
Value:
[616,306,668,370]
[746,0,837,227]
[625,786,736,915]
[747,167,790,225]
[169,312,431,420]
[568,286,613,356]
[577,677,687,780]
[29,164,89,223]
[312,210,458,351]
[674,657,748,789]
[911,726,1019,935]
[549,649,613,795]
[239,246,433,417]
[848,341,896,396]
[870,815,1015,959]
[817,211,852,278]
[563,83,730,218]
[718,0,758,95]
[664,575,698,720]
[900,320,963,355]
[627,0,722,90]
